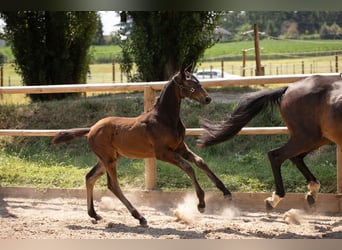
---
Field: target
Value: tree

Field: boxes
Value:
[120,11,221,81]
[92,13,105,45]
[0,11,97,101]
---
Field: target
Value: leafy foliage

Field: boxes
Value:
[0,11,97,101]
[220,11,342,39]
[121,11,221,81]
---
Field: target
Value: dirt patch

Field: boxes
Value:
[1,193,342,239]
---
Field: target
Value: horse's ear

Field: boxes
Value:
[182,63,194,73]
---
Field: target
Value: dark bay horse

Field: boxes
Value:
[52,64,231,226]
[197,74,342,212]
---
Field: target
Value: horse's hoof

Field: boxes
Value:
[265,200,274,213]
[92,214,103,221]
[306,194,316,207]
[139,217,148,227]
[197,204,205,213]
[224,193,233,201]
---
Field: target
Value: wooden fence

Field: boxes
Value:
[1,73,342,193]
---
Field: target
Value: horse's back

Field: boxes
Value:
[281,75,342,143]
[88,115,156,159]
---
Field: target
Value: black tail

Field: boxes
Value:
[51,128,90,144]
[197,86,288,147]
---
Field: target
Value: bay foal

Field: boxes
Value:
[52,65,231,226]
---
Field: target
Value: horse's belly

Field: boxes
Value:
[115,140,155,159]
[118,149,155,159]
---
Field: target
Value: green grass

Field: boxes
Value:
[0,39,340,193]
[0,93,337,193]
[203,39,342,60]
[89,45,122,63]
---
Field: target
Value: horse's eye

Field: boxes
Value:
[185,72,192,80]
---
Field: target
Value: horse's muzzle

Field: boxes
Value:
[204,96,212,104]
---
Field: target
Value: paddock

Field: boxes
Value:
[1,187,342,239]
[1,74,342,239]
[1,73,342,193]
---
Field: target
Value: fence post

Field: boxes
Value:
[144,86,157,190]
[221,59,224,78]
[335,53,339,73]
[337,146,342,194]
[112,59,115,83]
[242,50,246,76]
[0,64,3,100]
[253,24,264,76]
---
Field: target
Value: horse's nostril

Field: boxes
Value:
[205,96,212,104]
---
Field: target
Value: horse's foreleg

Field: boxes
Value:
[178,144,232,200]
[86,162,106,221]
[105,163,147,227]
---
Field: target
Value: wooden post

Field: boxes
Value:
[242,50,246,77]
[0,65,3,100]
[337,146,342,194]
[253,24,264,76]
[335,53,339,73]
[144,86,157,190]
[221,59,224,78]
[301,61,305,74]
[112,59,115,83]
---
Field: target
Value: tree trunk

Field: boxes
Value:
[163,56,177,80]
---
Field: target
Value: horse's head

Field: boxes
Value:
[173,63,212,105]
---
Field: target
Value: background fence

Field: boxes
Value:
[0,73,341,193]
[0,53,339,87]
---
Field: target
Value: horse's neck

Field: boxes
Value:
[154,80,182,125]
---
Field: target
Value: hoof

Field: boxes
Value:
[91,214,103,221]
[305,194,316,207]
[265,200,274,213]
[224,193,233,201]
[197,204,205,213]
[264,192,283,213]
[139,217,148,227]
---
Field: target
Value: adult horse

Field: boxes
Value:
[52,64,232,226]
[197,74,342,212]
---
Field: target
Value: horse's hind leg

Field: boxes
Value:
[290,153,321,207]
[86,162,106,220]
[104,159,147,227]
[177,143,232,200]
[266,137,325,212]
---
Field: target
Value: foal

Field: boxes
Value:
[52,65,231,226]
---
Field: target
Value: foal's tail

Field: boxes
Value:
[197,86,288,148]
[51,128,90,144]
